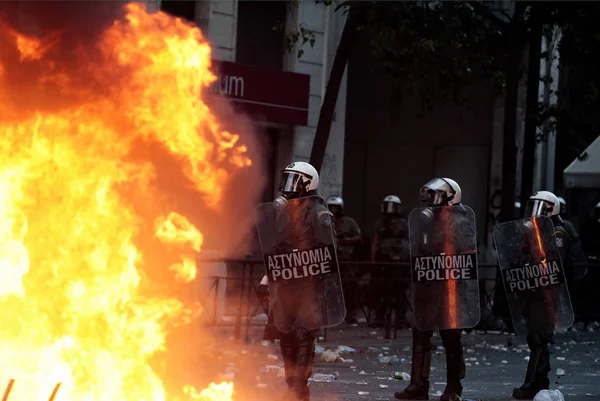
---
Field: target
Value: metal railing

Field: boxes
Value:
[196,257,599,342]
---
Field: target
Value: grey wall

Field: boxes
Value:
[344,38,495,246]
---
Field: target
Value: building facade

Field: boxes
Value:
[156,0,348,203]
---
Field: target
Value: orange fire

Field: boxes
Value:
[0,3,248,401]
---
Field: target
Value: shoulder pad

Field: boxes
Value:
[318,210,334,218]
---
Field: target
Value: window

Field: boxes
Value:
[236,1,286,69]
[160,1,196,23]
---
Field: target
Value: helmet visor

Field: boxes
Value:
[279,172,305,194]
[382,201,400,214]
[328,205,343,215]
[420,178,452,205]
[525,199,553,217]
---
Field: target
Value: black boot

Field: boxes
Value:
[440,349,464,401]
[513,333,551,399]
[290,331,315,401]
[279,332,297,391]
[440,330,465,401]
[394,333,432,400]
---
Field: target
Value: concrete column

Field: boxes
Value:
[288,2,347,200]
[208,0,238,61]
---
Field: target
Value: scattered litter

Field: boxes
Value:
[256,383,267,388]
[309,373,336,383]
[403,346,411,352]
[378,356,400,364]
[341,358,354,363]
[260,340,269,347]
[368,347,379,352]
[381,347,390,351]
[358,391,370,395]
[379,384,389,389]
[533,389,565,401]
[525,356,530,361]
[356,381,368,385]
[568,360,581,365]
[359,370,366,375]
[466,348,475,353]
[320,350,341,363]
[315,345,325,354]
[432,391,443,396]
[501,360,508,364]
[401,358,408,363]
[556,368,566,377]
[394,372,411,380]
[556,357,565,361]
[267,354,278,360]
[337,345,357,353]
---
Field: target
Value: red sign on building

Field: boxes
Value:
[208,60,310,126]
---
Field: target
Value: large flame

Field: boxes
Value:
[0,3,249,401]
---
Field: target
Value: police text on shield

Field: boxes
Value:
[411,253,477,282]
[266,245,335,282]
[504,260,564,293]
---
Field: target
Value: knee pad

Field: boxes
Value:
[527,331,552,346]
[413,329,434,346]
[293,328,312,343]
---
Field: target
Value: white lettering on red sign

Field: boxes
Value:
[209,74,244,97]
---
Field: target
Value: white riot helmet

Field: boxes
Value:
[279,161,319,199]
[420,178,462,206]
[382,195,401,214]
[327,196,344,214]
[557,196,566,215]
[526,191,560,218]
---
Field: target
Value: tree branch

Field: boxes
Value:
[468,1,510,30]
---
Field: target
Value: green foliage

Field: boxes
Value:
[356,1,510,112]
[273,1,316,59]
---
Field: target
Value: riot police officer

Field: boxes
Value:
[512,191,574,399]
[327,196,362,323]
[395,178,471,401]
[257,161,341,401]
[370,195,409,327]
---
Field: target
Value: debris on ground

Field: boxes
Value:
[533,389,565,401]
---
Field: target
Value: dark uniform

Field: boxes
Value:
[371,215,409,326]
[260,195,336,401]
[398,205,472,401]
[512,216,574,399]
[333,215,362,323]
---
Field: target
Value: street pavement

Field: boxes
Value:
[207,324,600,401]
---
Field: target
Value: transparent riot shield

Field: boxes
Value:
[408,205,480,331]
[255,195,346,333]
[492,216,574,336]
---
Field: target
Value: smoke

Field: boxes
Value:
[0,4,268,398]
[0,1,265,256]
